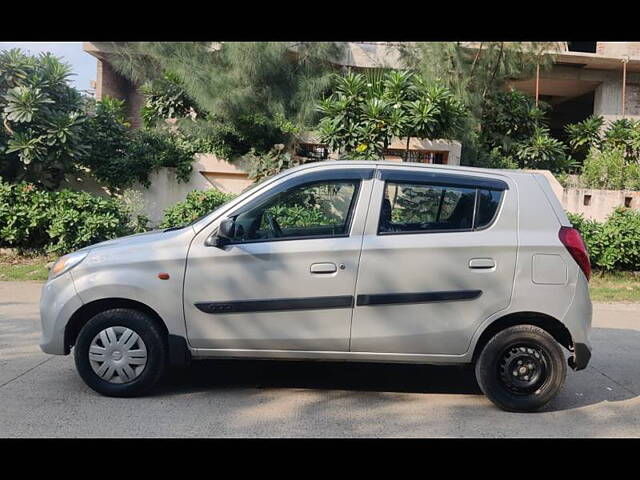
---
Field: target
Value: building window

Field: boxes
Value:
[625,196,633,208]
[583,194,592,206]
[567,42,597,53]
[296,143,329,161]
[383,148,449,164]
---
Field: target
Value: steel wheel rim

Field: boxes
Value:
[89,326,147,384]
[497,343,549,396]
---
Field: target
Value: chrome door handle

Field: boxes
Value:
[310,262,338,274]
[469,258,496,269]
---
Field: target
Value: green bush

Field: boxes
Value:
[0,181,53,249]
[244,147,303,182]
[0,179,144,254]
[568,208,640,271]
[580,147,638,190]
[160,189,236,228]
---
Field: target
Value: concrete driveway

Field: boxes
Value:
[1,281,639,437]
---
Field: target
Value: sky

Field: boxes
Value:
[0,42,96,92]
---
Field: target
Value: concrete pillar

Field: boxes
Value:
[94,59,143,129]
[594,71,640,122]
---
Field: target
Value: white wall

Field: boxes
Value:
[132,154,253,225]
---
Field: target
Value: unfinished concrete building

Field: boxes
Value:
[83,41,640,203]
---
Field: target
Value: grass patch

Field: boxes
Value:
[0,253,53,281]
[590,271,640,303]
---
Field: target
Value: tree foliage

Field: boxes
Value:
[105,42,346,158]
[0,48,202,193]
[0,49,87,189]
[141,71,203,127]
[474,88,572,171]
[568,117,640,189]
[397,42,559,165]
[317,70,467,160]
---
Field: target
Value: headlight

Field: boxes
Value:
[48,251,89,280]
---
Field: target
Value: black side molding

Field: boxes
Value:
[195,295,354,314]
[357,290,482,306]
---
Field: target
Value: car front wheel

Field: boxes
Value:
[74,308,167,397]
[475,324,567,412]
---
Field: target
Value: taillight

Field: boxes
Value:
[559,226,591,281]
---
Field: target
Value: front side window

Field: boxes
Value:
[379,182,503,234]
[230,180,359,242]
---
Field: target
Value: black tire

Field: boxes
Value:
[74,308,168,397]
[475,324,567,412]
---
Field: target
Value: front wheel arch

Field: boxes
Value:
[64,298,168,354]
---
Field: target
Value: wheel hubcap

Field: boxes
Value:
[89,326,147,384]
[498,344,549,395]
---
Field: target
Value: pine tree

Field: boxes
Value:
[105,42,346,157]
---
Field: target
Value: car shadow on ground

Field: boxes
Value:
[160,360,483,396]
[155,327,640,413]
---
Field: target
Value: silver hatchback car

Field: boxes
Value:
[40,161,592,412]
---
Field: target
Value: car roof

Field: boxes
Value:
[285,159,536,180]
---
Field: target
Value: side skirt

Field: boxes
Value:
[189,347,472,365]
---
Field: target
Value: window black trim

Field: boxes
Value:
[195,295,354,314]
[234,168,374,218]
[379,170,509,191]
[356,290,482,306]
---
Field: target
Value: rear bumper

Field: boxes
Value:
[561,272,592,371]
[568,342,591,371]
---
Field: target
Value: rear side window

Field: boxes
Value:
[475,188,502,229]
[379,182,503,234]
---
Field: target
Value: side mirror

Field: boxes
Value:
[218,218,236,239]
[205,218,236,248]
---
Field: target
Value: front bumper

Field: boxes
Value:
[39,272,83,355]
[568,342,591,371]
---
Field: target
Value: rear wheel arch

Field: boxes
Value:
[471,311,573,363]
[64,298,168,354]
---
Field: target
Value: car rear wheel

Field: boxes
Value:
[475,324,567,412]
[74,308,167,397]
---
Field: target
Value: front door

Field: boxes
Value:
[350,167,517,356]
[184,168,374,352]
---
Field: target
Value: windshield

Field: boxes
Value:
[187,172,292,232]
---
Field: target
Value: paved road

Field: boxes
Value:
[1,281,639,437]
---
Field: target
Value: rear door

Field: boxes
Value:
[350,167,517,355]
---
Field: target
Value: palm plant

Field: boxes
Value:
[397,42,558,165]
[565,115,605,159]
[0,49,88,188]
[317,70,466,160]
